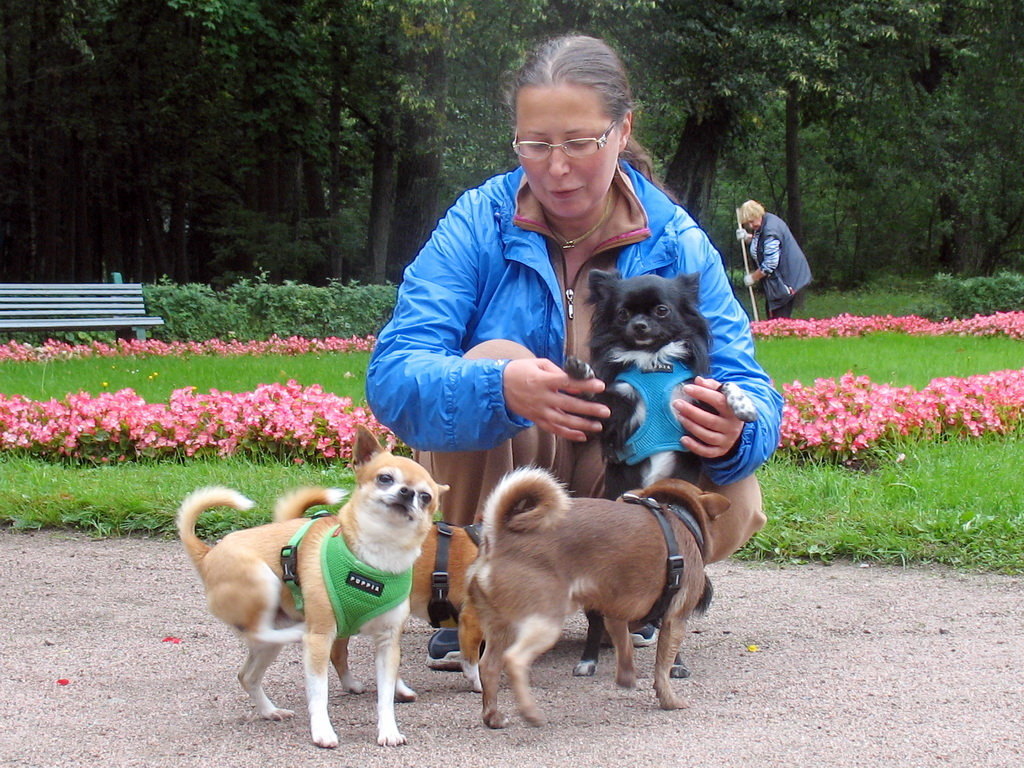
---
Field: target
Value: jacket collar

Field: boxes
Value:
[511,165,651,257]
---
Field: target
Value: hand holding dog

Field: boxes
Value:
[503,358,609,442]
[672,376,746,458]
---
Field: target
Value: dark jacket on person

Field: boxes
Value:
[756,212,812,310]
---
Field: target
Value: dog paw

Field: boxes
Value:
[564,355,595,381]
[654,689,690,711]
[669,663,690,679]
[615,669,637,689]
[572,660,597,677]
[483,710,510,729]
[259,707,295,721]
[394,678,417,702]
[720,382,759,423]
[521,706,547,727]
[311,727,339,749]
[340,672,366,694]
[377,728,407,747]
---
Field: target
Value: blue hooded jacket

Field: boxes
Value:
[366,164,783,486]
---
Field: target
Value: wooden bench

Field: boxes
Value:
[0,283,165,340]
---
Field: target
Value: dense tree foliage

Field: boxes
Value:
[1,0,1020,288]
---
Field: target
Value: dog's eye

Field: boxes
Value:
[615,308,630,323]
[418,492,432,506]
[654,304,671,318]
[376,473,394,488]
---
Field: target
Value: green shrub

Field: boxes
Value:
[144,278,396,341]
[934,271,1024,317]
[142,278,397,342]
[144,280,249,341]
[0,279,396,345]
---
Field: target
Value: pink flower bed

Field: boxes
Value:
[781,369,1024,458]
[0,381,389,463]
[0,334,376,363]
[1,315,1022,463]
[752,311,1024,339]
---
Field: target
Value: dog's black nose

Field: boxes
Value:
[397,486,415,503]
[630,318,651,337]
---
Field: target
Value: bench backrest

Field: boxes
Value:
[0,283,165,336]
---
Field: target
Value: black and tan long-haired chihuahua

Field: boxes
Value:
[566,269,759,501]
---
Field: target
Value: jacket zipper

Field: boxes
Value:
[565,288,575,320]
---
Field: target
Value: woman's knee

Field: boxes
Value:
[464,339,536,361]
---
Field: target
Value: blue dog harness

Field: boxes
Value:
[615,361,694,465]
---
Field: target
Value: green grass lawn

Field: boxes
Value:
[796,284,935,320]
[755,334,1024,388]
[3,433,1020,573]
[3,336,1021,401]
[757,435,1024,572]
[0,351,370,401]
[2,329,1022,573]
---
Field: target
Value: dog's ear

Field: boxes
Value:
[673,271,711,374]
[673,272,701,307]
[697,491,731,521]
[587,269,621,306]
[352,425,383,466]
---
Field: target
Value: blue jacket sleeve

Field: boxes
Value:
[366,189,531,453]
[674,223,783,485]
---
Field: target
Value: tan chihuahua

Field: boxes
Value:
[274,487,484,693]
[467,467,728,729]
[177,425,447,748]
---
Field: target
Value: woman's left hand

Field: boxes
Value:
[671,376,745,459]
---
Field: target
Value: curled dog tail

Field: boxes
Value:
[176,487,254,571]
[480,467,570,546]
[272,487,347,522]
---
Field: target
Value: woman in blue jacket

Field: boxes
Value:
[366,35,783,662]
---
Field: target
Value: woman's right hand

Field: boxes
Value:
[502,358,609,442]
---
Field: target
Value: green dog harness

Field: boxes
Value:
[281,522,413,637]
[320,525,413,637]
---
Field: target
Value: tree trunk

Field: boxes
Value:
[785,83,803,243]
[664,103,734,223]
[366,126,397,284]
[388,102,443,283]
[169,180,189,283]
[936,192,959,271]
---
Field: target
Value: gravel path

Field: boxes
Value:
[1,530,1021,768]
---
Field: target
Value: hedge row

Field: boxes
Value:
[6,272,1022,346]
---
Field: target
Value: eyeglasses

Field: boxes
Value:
[511,123,617,160]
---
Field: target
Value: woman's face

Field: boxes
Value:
[515,83,631,231]
[742,216,764,233]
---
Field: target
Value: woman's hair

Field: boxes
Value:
[738,200,766,224]
[506,34,659,184]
